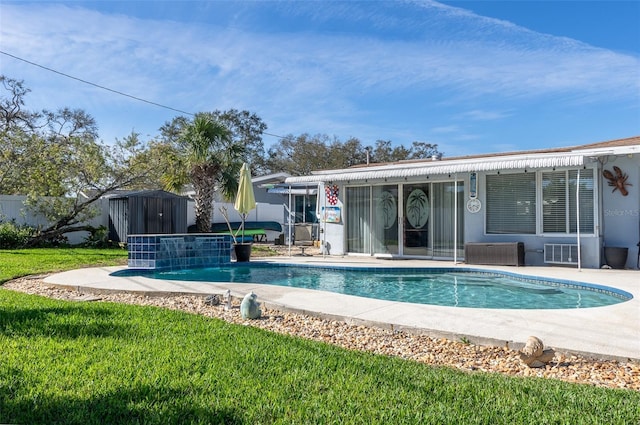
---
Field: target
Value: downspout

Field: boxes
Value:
[288,185,292,257]
[454,177,458,265]
[577,169,582,271]
[315,182,326,258]
[595,157,605,267]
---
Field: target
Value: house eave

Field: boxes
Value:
[285,153,587,184]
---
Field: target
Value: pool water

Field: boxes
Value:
[115,264,632,310]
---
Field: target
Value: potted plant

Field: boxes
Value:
[604,245,629,269]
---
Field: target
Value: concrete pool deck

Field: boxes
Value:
[43,256,639,361]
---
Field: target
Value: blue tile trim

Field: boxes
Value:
[127,234,232,270]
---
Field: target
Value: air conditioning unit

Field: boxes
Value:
[544,244,578,265]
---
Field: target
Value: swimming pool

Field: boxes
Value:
[113,264,632,310]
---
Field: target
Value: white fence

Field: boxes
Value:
[189,200,285,226]
[188,200,286,242]
[1,195,285,244]
[0,195,109,244]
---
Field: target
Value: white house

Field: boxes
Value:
[285,136,640,269]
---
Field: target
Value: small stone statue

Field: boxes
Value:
[240,291,262,319]
[224,289,232,311]
[204,294,221,306]
[519,336,555,368]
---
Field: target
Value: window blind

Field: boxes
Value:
[569,169,594,233]
[542,171,567,232]
[486,173,536,234]
[542,170,594,234]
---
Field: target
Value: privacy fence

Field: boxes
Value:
[0,194,285,245]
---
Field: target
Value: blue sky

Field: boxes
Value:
[1,1,638,159]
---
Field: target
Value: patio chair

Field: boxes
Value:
[294,224,314,256]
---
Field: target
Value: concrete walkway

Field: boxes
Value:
[44,257,640,361]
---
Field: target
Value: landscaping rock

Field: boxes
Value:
[2,277,638,391]
[205,294,221,306]
[519,336,556,368]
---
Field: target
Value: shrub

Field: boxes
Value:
[0,221,73,248]
[81,225,118,248]
[0,221,36,248]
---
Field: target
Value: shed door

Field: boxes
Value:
[143,197,170,234]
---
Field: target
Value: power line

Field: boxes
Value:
[1,50,195,116]
[1,50,286,139]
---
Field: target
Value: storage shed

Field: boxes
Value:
[108,190,188,242]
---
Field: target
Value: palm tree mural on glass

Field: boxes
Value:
[378,190,397,229]
[406,189,429,228]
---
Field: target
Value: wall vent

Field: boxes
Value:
[544,244,578,265]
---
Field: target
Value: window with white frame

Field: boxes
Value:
[486,169,595,235]
[542,169,594,234]
[486,172,536,234]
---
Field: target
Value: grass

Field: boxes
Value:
[250,244,281,257]
[1,248,639,424]
[1,291,638,425]
[0,248,128,283]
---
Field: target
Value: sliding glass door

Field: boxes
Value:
[403,183,430,256]
[345,186,370,253]
[373,185,399,254]
[431,181,465,258]
[346,180,464,258]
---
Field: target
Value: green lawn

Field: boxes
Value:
[0,248,127,283]
[0,246,282,284]
[1,290,638,424]
[1,249,639,424]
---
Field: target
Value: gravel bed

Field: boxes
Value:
[3,276,639,391]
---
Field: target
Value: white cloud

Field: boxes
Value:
[5,3,637,99]
[458,110,511,121]
[1,2,638,149]
[430,125,460,134]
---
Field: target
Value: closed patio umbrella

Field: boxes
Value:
[234,163,256,242]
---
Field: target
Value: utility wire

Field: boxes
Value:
[1,50,286,139]
[1,50,195,116]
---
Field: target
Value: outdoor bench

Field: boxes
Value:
[212,228,266,243]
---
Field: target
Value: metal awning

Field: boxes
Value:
[267,187,318,195]
[285,153,585,184]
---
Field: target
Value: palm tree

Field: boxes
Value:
[165,113,245,233]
